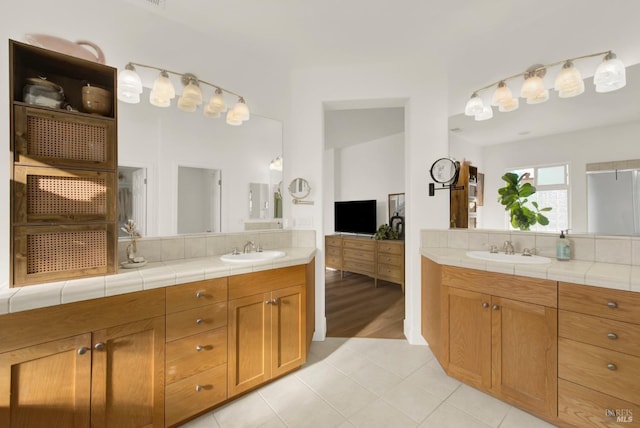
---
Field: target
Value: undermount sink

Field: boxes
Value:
[220,250,286,263]
[466,250,551,265]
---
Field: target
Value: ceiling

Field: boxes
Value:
[125,0,640,144]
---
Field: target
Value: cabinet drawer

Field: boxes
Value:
[14,105,116,170]
[378,253,402,267]
[326,246,342,257]
[343,248,374,263]
[166,328,227,384]
[325,236,342,247]
[343,238,375,251]
[377,242,403,255]
[559,310,640,356]
[377,264,403,282]
[559,337,640,404]
[559,379,638,427]
[325,255,342,269]
[166,302,228,342]
[343,259,374,275]
[166,278,227,313]
[13,166,116,224]
[559,282,640,324]
[165,364,227,427]
[229,265,305,299]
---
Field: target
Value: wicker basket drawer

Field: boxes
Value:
[166,302,228,342]
[559,337,640,404]
[166,278,228,313]
[166,328,227,384]
[559,310,640,356]
[14,105,116,170]
[13,223,116,286]
[13,165,116,224]
[165,364,227,427]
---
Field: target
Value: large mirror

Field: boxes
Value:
[117,94,282,236]
[448,62,640,235]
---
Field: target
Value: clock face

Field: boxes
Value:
[430,158,459,184]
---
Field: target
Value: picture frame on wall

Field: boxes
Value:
[388,193,405,221]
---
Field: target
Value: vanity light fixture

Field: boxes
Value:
[117,61,250,125]
[464,50,626,121]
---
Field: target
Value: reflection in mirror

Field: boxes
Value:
[118,166,147,237]
[289,178,311,199]
[177,166,221,234]
[249,182,269,219]
[273,181,283,218]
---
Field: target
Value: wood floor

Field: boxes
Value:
[325,269,405,339]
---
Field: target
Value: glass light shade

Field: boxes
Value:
[177,95,198,112]
[151,72,175,99]
[232,98,250,121]
[149,89,171,107]
[498,97,519,112]
[226,109,243,126]
[117,68,143,104]
[594,54,626,93]
[208,89,227,112]
[526,89,549,104]
[554,62,584,98]
[491,82,512,106]
[180,81,203,105]
[474,105,493,121]
[464,93,484,116]
[203,103,222,118]
[520,75,545,98]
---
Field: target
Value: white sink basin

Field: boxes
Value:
[466,250,551,265]
[220,250,286,263]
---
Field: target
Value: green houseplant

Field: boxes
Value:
[498,172,551,231]
[373,224,398,240]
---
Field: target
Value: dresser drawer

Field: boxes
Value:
[559,310,640,357]
[343,248,374,263]
[166,277,227,313]
[377,264,403,282]
[378,253,402,267]
[559,337,640,404]
[166,302,227,342]
[377,241,403,255]
[343,259,374,276]
[325,255,342,269]
[325,236,342,247]
[326,246,342,257]
[559,282,640,324]
[343,238,375,251]
[166,328,227,384]
[165,364,227,427]
[559,379,638,428]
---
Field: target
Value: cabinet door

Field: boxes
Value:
[443,286,491,389]
[271,285,306,378]
[91,317,165,428]
[491,297,557,418]
[228,292,271,397]
[0,333,92,428]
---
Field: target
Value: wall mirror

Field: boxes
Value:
[249,182,269,219]
[117,96,282,236]
[178,166,221,234]
[448,62,640,234]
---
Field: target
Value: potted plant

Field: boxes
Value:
[373,223,399,240]
[498,172,551,231]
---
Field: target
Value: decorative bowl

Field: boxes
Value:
[82,85,112,116]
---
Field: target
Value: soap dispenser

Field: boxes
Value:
[556,229,571,261]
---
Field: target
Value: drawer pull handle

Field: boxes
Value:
[94,342,105,351]
[607,363,617,371]
[196,291,204,299]
[195,385,202,392]
[482,302,489,308]
[77,347,89,355]
[196,318,204,325]
[265,298,280,305]
[492,304,499,311]
[607,301,618,309]
[196,345,204,352]
[607,333,618,340]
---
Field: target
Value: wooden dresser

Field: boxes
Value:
[325,235,405,291]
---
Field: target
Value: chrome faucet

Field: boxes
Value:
[243,241,256,253]
[503,240,515,255]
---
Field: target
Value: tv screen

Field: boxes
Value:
[334,200,377,235]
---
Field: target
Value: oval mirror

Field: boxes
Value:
[288,177,311,200]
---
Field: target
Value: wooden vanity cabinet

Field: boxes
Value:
[440,266,558,420]
[0,289,165,428]
[228,265,307,397]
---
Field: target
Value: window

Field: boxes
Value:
[506,163,569,232]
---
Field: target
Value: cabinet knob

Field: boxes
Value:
[607,301,618,309]
[77,347,89,355]
[607,363,617,371]
[272,298,280,305]
[196,345,204,352]
[265,300,273,305]
[607,333,618,340]
[482,302,489,308]
[196,318,204,325]
[196,291,204,299]
[94,342,105,351]
[492,304,499,311]
[195,385,202,392]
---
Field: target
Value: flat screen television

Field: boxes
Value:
[334,200,377,235]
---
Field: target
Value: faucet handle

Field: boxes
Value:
[489,245,499,254]
[256,243,263,252]
[232,248,240,255]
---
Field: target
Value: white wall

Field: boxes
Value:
[479,120,640,232]
[285,62,449,344]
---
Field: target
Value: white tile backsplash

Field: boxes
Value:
[162,237,186,261]
[184,236,207,258]
[447,229,469,249]
[595,236,632,264]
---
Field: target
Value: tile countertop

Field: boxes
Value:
[0,247,317,316]
[421,247,640,293]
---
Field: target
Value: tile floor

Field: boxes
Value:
[181,338,557,428]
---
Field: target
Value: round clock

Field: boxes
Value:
[429,158,460,185]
